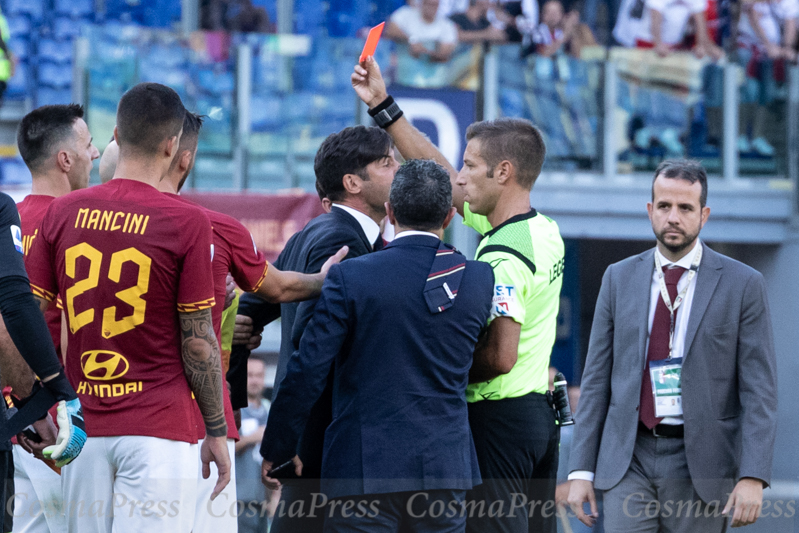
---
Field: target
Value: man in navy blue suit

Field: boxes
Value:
[229,125,399,531]
[260,160,495,532]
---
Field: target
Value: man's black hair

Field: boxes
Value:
[17,104,85,172]
[652,159,708,208]
[314,126,392,202]
[390,159,452,231]
[116,83,186,155]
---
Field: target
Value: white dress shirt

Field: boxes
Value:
[392,230,440,240]
[568,241,703,483]
[332,204,380,250]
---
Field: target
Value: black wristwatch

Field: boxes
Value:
[368,96,404,129]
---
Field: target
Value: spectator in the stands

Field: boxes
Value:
[491,0,540,43]
[737,0,798,156]
[202,0,272,32]
[531,0,597,56]
[450,0,508,43]
[386,0,459,62]
[627,0,723,58]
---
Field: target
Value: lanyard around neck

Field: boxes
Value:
[653,244,702,359]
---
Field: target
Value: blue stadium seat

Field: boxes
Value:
[53,18,84,40]
[7,36,29,60]
[36,86,72,107]
[327,0,370,38]
[7,16,31,37]
[250,94,283,132]
[5,0,43,20]
[38,62,73,88]
[54,0,94,18]
[142,0,181,28]
[195,67,234,97]
[293,0,324,35]
[369,0,404,26]
[39,39,74,64]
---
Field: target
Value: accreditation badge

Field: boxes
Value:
[649,358,683,418]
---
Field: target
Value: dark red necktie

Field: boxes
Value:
[640,265,687,428]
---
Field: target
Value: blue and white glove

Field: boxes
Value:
[42,398,87,467]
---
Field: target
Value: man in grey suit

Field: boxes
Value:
[567,159,777,531]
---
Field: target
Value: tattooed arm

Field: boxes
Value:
[180,308,227,436]
[180,308,231,500]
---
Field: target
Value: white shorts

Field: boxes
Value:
[61,436,198,533]
[11,445,66,533]
[194,438,238,533]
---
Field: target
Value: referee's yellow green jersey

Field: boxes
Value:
[463,203,565,403]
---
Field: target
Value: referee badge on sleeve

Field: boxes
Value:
[490,285,520,320]
[10,225,23,254]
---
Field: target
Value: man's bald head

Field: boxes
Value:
[99,138,119,184]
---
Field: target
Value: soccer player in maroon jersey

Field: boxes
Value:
[154,112,346,531]
[1,104,99,533]
[25,83,227,533]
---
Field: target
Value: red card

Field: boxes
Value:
[360,22,385,63]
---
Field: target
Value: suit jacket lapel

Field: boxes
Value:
[683,243,722,357]
[634,250,655,367]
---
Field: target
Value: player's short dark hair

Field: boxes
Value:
[653,159,708,208]
[178,112,204,152]
[466,118,546,189]
[17,104,84,172]
[389,159,452,232]
[116,83,186,155]
[314,126,392,202]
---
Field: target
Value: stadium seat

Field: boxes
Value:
[250,94,284,132]
[38,62,73,88]
[7,16,31,37]
[6,36,29,60]
[195,67,235,97]
[4,0,43,20]
[327,0,371,38]
[293,0,324,36]
[39,39,74,64]
[54,0,94,18]
[36,86,72,107]
[53,17,84,40]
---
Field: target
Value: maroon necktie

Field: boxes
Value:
[639,265,687,428]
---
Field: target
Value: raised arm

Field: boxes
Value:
[179,307,230,500]
[352,57,466,216]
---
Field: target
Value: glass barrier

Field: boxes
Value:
[496,45,603,171]
[243,35,390,191]
[83,24,237,188]
[612,48,728,174]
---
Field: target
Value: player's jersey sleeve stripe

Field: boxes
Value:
[30,284,56,301]
[55,296,64,310]
[250,262,270,293]
[177,297,216,313]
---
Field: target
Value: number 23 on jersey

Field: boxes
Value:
[65,242,152,339]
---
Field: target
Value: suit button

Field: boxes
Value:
[635,405,639,411]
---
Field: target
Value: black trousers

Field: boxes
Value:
[325,489,467,533]
[465,393,559,533]
[0,450,13,533]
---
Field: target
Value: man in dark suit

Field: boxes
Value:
[567,160,778,531]
[261,159,494,532]
[229,125,399,532]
